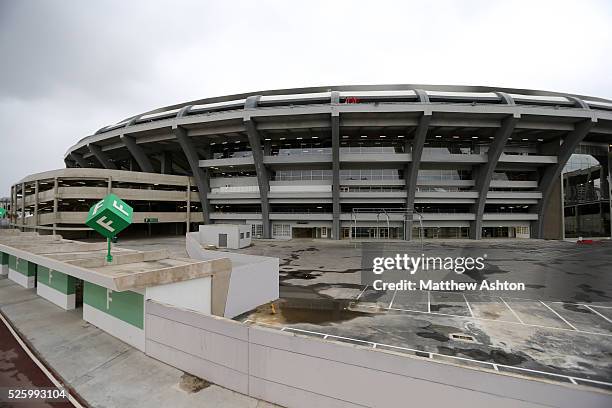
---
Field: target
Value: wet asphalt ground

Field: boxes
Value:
[116,236,612,390]
[234,238,612,389]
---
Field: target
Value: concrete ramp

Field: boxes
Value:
[186,232,279,318]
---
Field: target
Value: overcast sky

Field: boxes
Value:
[0,0,611,195]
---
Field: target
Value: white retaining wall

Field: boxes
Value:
[145,301,612,408]
[186,232,278,318]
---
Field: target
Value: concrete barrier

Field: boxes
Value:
[145,300,612,408]
[186,232,278,318]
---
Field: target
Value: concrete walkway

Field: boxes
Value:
[0,276,278,408]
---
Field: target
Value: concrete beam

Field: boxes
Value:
[404,90,431,240]
[245,96,271,239]
[471,93,519,239]
[534,117,596,238]
[331,91,340,240]
[120,134,154,173]
[88,143,117,170]
[173,126,211,224]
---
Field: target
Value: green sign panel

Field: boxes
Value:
[0,208,6,218]
[144,218,158,223]
[85,194,133,239]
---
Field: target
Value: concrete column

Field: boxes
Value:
[173,125,211,224]
[34,180,39,231]
[244,96,271,239]
[186,178,191,233]
[608,151,612,238]
[533,118,596,238]
[575,204,582,235]
[10,185,15,226]
[331,91,340,240]
[88,143,117,170]
[404,90,431,240]
[598,166,607,200]
[14,184,19,227]
[471,109,519,238]
[21,182,25,230]
[161,151,172,174]
[52,178,58,235]
[121,134,154,173]
[70,152,90,168]
[263,140,271,156]
[539,177,564,239]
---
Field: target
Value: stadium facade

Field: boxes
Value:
[9,85,612,240]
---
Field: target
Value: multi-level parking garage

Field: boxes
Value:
[9,168,201,237]
[13,85,612,240]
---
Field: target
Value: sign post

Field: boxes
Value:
[85,194,133,262]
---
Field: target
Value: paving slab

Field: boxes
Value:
[0,279,39,306]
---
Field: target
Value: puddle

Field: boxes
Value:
[417,332,449,342]
[279,268,363,283]
[242,297,370,325]
[279,270,322,281]
[562,303,591,314]
[464,263,509,283]
[178,373,210,393]
[437,346,527,365]
[430,303,456,312]
[578,284,610,299]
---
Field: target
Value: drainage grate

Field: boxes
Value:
[449,333,477,343]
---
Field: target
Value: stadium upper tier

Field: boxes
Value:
[67,84,612,153]
[59,84,612,241]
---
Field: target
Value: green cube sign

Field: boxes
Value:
[0,208,6,218]
[85,194,133,238]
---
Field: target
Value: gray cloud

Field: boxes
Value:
[1,0,611,194]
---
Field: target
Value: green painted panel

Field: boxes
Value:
[110,289,144,329]
[37,267,76,295]
[0,252,8,266]
[84,281,144,329]
[84,281,107,310]
[12,257,36,277]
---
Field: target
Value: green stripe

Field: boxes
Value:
[0,252,8,266]
[84,282,143,329]
[37,267,76,295]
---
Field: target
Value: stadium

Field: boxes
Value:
[9,84,612,240]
